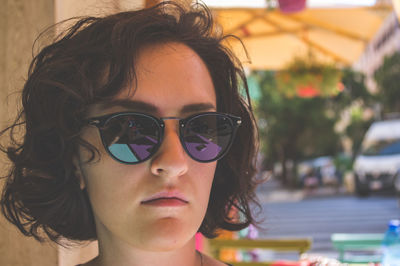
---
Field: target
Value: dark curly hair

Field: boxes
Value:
[0,1,259,244]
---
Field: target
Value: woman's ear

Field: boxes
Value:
[72,156,86,190]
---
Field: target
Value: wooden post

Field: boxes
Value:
[0,0,57,263]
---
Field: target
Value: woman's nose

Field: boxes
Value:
[150,120,188,178]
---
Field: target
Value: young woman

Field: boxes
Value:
[0,2,259,265]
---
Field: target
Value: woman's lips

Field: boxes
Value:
[141,197,188,207]
[141,191,188,207]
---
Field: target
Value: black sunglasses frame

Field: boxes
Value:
[87,112,242,164]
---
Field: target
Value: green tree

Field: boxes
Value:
[254,68,373,186]
[255,71,340,186]
[374,52,400,113]
[339,68,375,157]
[334,68,374,109]
[345,107,373,158]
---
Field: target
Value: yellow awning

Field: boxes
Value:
[213,4,393,70]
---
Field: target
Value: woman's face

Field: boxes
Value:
[75,42,217,252]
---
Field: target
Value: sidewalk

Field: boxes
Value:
[256,175,349,204]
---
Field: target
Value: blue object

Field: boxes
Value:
[382,220,400,266]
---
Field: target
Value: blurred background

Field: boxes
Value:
[1,0,400,265]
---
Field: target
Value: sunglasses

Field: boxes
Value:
[87,112,241,164]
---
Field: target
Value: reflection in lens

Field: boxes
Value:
[102,115,159,163]
[183,114,232,161]
[109,144,139,163]
[129,136,157,160]
[185,134,222,161]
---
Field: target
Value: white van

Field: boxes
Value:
[353,119,400,196]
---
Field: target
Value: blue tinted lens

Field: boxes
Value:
[101,114,160,163]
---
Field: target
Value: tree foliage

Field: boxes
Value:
[254,68,373,186]
[374,52,400,113]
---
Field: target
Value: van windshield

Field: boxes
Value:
[361,138,400,156]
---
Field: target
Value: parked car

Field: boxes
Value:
[353,119,400,196]
[298,156,340,188]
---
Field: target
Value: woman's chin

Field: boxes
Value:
[136,219,197,252]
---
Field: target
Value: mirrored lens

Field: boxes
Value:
[101,114,160,163]
[183,114,233,162]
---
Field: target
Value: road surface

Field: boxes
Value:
[254,179,400,260]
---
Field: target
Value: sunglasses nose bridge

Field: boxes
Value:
[160,117,181,122]
[159,117,182,133]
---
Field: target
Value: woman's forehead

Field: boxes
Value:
[90,42,216,117]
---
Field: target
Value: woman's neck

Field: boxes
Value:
[84,236,200,266]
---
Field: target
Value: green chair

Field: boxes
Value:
[331,233,384,264]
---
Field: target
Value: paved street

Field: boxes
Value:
[254,178,400,260]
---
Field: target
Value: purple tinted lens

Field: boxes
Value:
[102,115,160,163]
[185,134,222,160]
[129,136,158,160]
[183,114,233,162]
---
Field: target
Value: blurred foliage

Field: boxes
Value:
[253,67,373,186]
[334,68,375,109]
[374,51,400,113]
[345,107,373,159]
[334,153,353,174]
[276,56,342,98]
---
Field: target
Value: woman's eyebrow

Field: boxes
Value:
[98,99,159,113]
[180,103,216,114]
